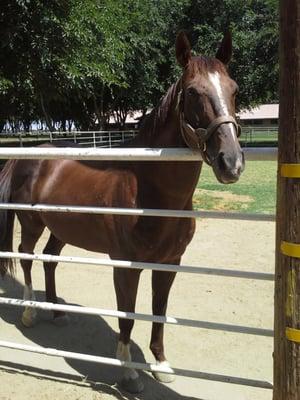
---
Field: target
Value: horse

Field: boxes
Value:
[0,31,244,393]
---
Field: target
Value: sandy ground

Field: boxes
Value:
[0,218,275,400]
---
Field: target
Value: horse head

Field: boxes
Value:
[176,31,245,184]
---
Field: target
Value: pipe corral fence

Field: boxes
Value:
[0,126,278,148]
[0,146,276,393]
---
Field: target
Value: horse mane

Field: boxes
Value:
[135,82,179,146]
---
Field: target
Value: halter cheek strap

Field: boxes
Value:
[177,87,242,165]
[180,114,241,148]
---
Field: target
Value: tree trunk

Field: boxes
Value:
[273,1,300,399]
[40,93,55,132]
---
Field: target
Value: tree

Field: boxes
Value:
[109,0,187,128]
[0,0,130,131]
[180,0,279,109]
[0,0,279,131]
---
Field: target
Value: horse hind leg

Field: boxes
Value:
[150,269,177,383]
[113,267,144,393]
[42,233,68,326]
[19,221,44,327]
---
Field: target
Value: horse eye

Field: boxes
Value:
[186,88,198,97]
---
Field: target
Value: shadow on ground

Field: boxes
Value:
[0,275,202,400]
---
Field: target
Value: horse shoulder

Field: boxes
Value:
[106,169,138,209]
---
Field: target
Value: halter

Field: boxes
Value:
[177,86,242,165]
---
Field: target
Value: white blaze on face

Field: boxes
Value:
[208,72,237,143]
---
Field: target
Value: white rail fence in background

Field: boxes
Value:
[0,126,278,147]
[0,147,275,391]
[0,130,138,148]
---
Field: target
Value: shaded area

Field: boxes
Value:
[0,275,201,400]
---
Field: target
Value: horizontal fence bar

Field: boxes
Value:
[0,340,273,389]
[0,251,274,280]
[0,297,273,337]
[242,147,277,161]
[0,147,277,161]
[0,203,275,222]
[0,130,138,137]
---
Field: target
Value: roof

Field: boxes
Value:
[108,104,279,125]
[238,104,279,120]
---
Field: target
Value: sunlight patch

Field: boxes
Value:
[193,189,254,211]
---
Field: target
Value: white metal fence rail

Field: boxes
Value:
[0,130,138,148]
[0,297,274,336]
[0,146,275,390]
[0,127,278,147]
[0,146,277,161]
[0,340,273,389]
[0,250,274,280]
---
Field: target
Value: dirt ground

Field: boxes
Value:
[0,218,275,400]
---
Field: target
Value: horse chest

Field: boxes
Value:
[131,216,196,263]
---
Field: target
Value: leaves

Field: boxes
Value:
[0,0,278,131]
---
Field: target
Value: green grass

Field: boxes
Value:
[194,161,277,214]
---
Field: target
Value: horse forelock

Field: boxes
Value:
[186,56,227,78]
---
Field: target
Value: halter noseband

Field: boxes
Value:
[177,87,242,165]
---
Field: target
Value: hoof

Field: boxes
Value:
[21,309,37,328]
[152,361,175,383]
[120,376,144,393]
[53,314,70,327]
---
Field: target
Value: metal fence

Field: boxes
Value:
[0,146,276,391]
[0,127,278,148]
[0,130,138,147]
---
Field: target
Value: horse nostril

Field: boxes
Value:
[217,152,228,170]
[217,152,243,176]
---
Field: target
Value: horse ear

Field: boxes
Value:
[176,31,191,68]
[216,30,232,65]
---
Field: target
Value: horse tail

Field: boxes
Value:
[0,160,17,277]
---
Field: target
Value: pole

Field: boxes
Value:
[273,1,300,399]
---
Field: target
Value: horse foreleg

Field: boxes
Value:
[42,234,67,326]
[20,254,37,327]
[150,269,177,383]
[113,267,144,393]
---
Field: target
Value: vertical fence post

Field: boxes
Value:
[18,133,23,147]
[273,1,300,399]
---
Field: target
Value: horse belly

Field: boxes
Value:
[33,159,138,255]
[40,212,113,253]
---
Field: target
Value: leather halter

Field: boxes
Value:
[177,87,242,165]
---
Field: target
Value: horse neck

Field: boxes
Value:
[131,81,183,148]
[133,90,202,209]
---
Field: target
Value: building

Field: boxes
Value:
[238,104,279,126]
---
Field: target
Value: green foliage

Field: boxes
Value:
[182,0,279,109]
[0,0,279,131]
[110,0,188,126]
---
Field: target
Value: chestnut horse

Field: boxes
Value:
[0,32,244,392]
